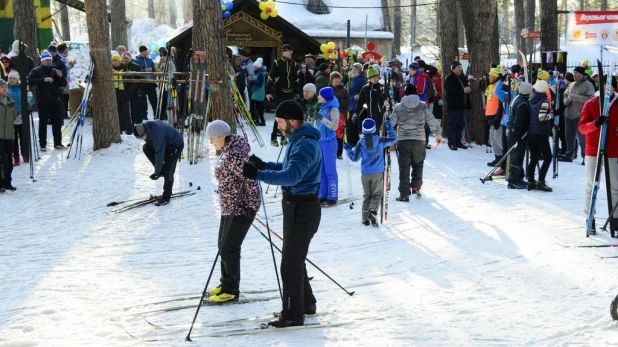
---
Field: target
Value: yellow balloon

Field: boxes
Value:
[259,2,267,10]
[327,42,336,49]
[320,44,327,53]
[270,8,278,17]
[260,11,269,20]
[267,0,275,6]
[322,53,330,60]
[221,4,226,10]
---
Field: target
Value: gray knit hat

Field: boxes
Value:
[133,123,146,138]
[205,120,231,137]
[303,83,316,93]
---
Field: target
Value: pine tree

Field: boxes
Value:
[13,0,39,62]
[111,0,128,48]
[438,0,460,134]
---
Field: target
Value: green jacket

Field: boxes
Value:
[0,95,16,140]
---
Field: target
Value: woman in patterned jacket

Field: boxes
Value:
[205,120,261,303]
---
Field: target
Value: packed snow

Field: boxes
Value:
[1,110,618,345]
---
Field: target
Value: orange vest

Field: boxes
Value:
[485,83,500,116]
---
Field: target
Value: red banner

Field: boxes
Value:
[574,11,618,25]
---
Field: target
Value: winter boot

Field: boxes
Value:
[396,196,410,202]
[271,139,279,147]
[527,180,537,191]
[487,155,501,167]
[268,314,304,328]
[207,292,238,303]
[207,286,223,296]
[508,180,527,189]
[535,180,553,192]
[589,219,597,235]
[305,303,317,315]
[13,155,20,166]
[367,208,379,227]
[281,138,288,146]
[412,187,422,198]
[362,220,370,226]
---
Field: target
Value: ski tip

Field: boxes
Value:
[349,291,355,296]
[197,186,201,190]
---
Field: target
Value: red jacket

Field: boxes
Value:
[432,73,442,103]
[579,96,618,158]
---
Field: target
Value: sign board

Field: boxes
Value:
[520,28,529,38]
[566,10,618,46]
[528,31,541,39]
[362,51,382,62]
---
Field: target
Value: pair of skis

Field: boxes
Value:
[228,71,264,147]
[380,98,392,225]
[66,61,95,160]
[186,51,208,165]
[108,189,197,213]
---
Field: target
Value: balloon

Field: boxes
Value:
[225,1,234,11]
[259,2,267,10]
[266,7,272,13]
[271,8,278,17]
[260,11,269,20]
[259,0,277,19]
[367,41,376,51]
[320,44,327,52]
[221,4,226,10]
[222,10,231,19]
[327,42,336,50]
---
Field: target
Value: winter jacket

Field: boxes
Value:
[257,123,322,195]
[564,80,595,120]
[346,121,396,175]
[233,64,247,92]
[0,95,16,139]
[406,70,430,103]
[298,70,314,91]
[143,120,184,175]
[331,83,349,111]
[317,97,340,142]
[314,71,330,92]
[125,61,143,95]
[28,65,66,104]
[509,94,530,135]
[134,55,156,80]
[432,73,442,104]
[10,56,35,77]
[527,92,553,135]
[391,94,440,142]
[250,70,266,102]
[7,84,23,114]
[301,95,319,122]
[485,79,508,117]
[216,135,261,215]
[579,95,618,158]
[348,72,367,112]
[444,72,469,111]
[354,82,385,120]
[51,54,68,84]
[267,56,298,94]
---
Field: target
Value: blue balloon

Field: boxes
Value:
[222,10,231,19]
[220,0,224,4]
[225,1,234,11]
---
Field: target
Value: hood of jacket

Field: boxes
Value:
[289,122,322,142]
[223,133,249,154]
[400,94,422,109]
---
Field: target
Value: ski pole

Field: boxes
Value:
[266,145,285,194]
[480,133,527,184]
[258,184,282,299]
[186,179,247,342]
[253,217,355,296]
[601,200,618,232]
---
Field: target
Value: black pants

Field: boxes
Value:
[0,139,14,188]
[218,211,255,294]
[447,110,465,147]
[507,134,527,183]
[13,124,24,159]
[62,94,70,118]
[130,92,145,124]
[251,99,265,125]
[280,192,320,319]
[527,134,551,182]
[143,143,183,199]
[142,84,158,119]
[116,90,131,133]
[38,103,62,148]
[272,92,296,141]
[159,88,168,120]
[345,117,360,146]
[397,140,426,196]
[424,122,430,144]
[336,137,343,157]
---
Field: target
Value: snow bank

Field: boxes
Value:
[276,0,384,32]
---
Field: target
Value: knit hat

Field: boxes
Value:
[8,70,19,79]
[574,66,586,75]
[367,66,379,79]
[122,52,132,59]
[489,66,502,78]
[205,120,231,137]
[275,100,304,120]
[582,59,589,67]
[116,45,127,52]
[511,64,521,74]
[133,123,146,138]
[330,71,342,80]
[362,118,376,134]
[352,63,362,71]
[388,59,398,67]
[409,62,419,70]
[451,61,462,70]
[319,87,334,101]
[534,80,549,93]
[537,68,549,80]
[518,82,533,95]
[40,50,52,61]
[303,83,316,93]
[158,47,168,56]
[404,83,417,95]
[0,79,6,87]
[254,57,263,69]
[47,44,57,52]
[139,45,148,52]
[319,63,329,72]
[111,53,122,62]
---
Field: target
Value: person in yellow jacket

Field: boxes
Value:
[485,66,509,173]
[112,53,132,135]
[535,68,553,107]
[581,60,594,78]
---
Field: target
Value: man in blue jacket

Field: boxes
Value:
[242,100,322,328]
[134,46,157,119]
[133,120,184,206]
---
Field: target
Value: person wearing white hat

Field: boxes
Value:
[250,58,266,126]
[525,80,554,192]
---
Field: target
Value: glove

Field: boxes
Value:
[248,154,265,170]
[438,99,443,106]
[343,143,352,151]
[150,173,160,180]
[242,162,258,179]
[384,119,392,129]
[595,116,608,128]
[171,77,177,86]
[351,113,358,123]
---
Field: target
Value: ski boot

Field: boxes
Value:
[588,219,597,235]
[271,139,279,147]
[362,220,370,226]
[207,292,238,303]
[155,198,170,206]
[396,196,409,202]
[535,180,553,192]
[367,208,379,227]
[412,187,422,198]
[507,180,528,189]
[492,168,506,177]
[487,155,501,167]
[305,303,317,315]
[268,314,304,328]
[281,138,288,146]
[207,286,222,296]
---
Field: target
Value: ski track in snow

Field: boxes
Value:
[1,112,618,346]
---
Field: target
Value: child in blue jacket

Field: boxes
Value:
[344,118,396,226]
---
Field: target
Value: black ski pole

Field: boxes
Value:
[601,200,618,232]
[481,133,527,184]
[252,219,355,296]
[266,145,285,194]
[258,184,282,299]
[185,179,247,342]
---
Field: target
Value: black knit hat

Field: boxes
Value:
[158,47,168,56]
[451,61,462,70]
[275,100,304,120]
[404,83,417,96]
[139,45,148,52]
[574,66,586,75]
[319,63,329,72]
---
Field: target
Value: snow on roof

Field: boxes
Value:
[276,0,385,32]
[304,29,394,40]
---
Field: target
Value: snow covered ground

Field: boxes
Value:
[1,112,618,346]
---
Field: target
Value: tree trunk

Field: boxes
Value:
[148,0,155,19]
[381,0,391,32]
[601,0,607,10]
[411,0,417,53]
[502,0,510,44]
[492,5,500,64]
[168,0,177,28]
[60,2,71,40]
[13,0,39,62]
[540,0,558,51]
[514,0,525,56]
[193,0,235,131]
[579,0,585,10]
[438,0,460,135]
[393,0,401,58]
[84,0,121,150]
[525,0,535,54]
[460,0,498,145]
[110,0,127,48]
[184,0,193,22]
[456,0,465,48]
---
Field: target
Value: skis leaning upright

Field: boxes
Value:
[586,60,613,237]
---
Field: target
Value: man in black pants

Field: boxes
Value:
[266,44,298,147]
[526,80,553,192]
[122,52,145,124]
[507,82,532,189]
[133,121,184,206]
[242,100,322,328]
[444,61,471,150]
